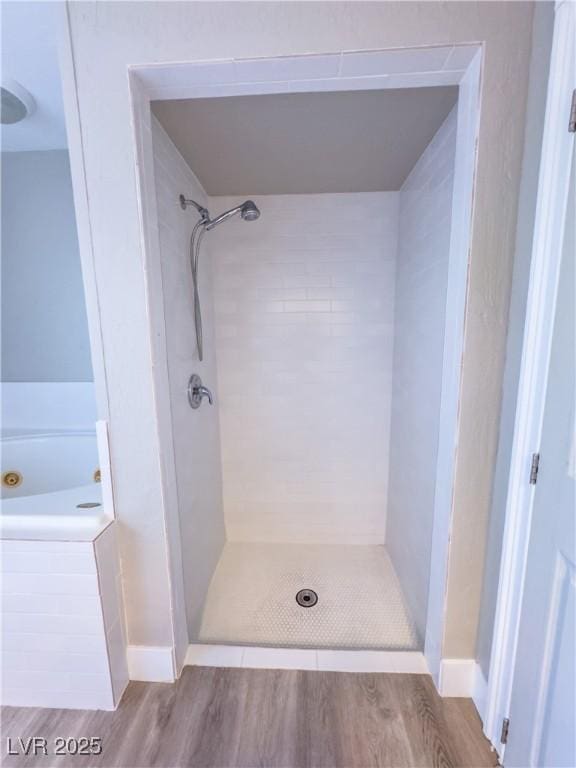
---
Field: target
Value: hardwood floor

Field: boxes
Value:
[1,667,498,768]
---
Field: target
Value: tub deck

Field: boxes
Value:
[1,484,108,541]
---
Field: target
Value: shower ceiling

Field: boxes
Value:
[152,86,457,195]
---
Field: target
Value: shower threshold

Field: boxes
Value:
[185,643,428,674]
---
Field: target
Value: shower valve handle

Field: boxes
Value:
[188,374,213,409]
[196,385,213,405]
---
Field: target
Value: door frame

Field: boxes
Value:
[484,0,575,754]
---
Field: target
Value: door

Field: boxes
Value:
[505,153,575,766]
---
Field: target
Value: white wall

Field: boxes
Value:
[151,117,226,638]
[387,107,457,642]
[211,192,397,544]
[1,151,92,382]
[475,2,554,677]
[64,0,534,657]
[1,383,96,432]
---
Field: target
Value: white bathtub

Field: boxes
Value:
[0,428,125,710]
[1,430,107,540]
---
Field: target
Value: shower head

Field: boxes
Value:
[183,197,260,362]
[205,200,260,231]
[240,200,260,222]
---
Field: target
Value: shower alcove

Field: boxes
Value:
[131,46,480,673]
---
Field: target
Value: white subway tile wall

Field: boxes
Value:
[210,192,399,544]
[151,117,226,638]
[0,528,128,710]
[386,106,458,642]
[136,46,477,102]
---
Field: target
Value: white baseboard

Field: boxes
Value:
[185,645,429,674]
[438,658,477,697]
[127,645,175,682]
[472,664,488,722]
[438,659,488,713]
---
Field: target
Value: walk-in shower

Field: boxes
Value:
[179,194,260,360]
[145,67,475,659]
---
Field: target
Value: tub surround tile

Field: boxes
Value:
[2,612,105,636]
[1,539,90,554]
[0,551,97,574]
[2,650,111,675]
[95,527,129,704]
[1,632,109,656]
[1,572,100,596]
[0,523,128,710]
[1,486,109,542]
[1,688,116,711]
[1,593,101,616]
[107,618,130,702]
[95,525,124,630]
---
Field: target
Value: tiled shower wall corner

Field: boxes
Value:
[386,106,458,641]
[210,192,399,545]
[151,117,226,638]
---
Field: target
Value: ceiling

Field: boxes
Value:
[152,86,457,195]
[1,1,67,152]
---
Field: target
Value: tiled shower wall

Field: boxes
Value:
[152,117,226,637]
[386,106,457,641]
[210,193,399,544]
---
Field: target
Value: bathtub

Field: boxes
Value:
[1,430,107,540]
[0,428,126,710]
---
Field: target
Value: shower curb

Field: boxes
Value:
[184,644,429,675]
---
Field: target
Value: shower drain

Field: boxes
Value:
[295,589,318,608]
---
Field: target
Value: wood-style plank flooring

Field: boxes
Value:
[1,667,498,768]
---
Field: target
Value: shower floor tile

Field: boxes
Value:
[198,542,419,650]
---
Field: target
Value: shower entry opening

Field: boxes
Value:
[129,45,482,682]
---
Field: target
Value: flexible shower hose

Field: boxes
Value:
[189,221,206,361]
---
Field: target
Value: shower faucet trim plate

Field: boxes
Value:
[188,374,213,409]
